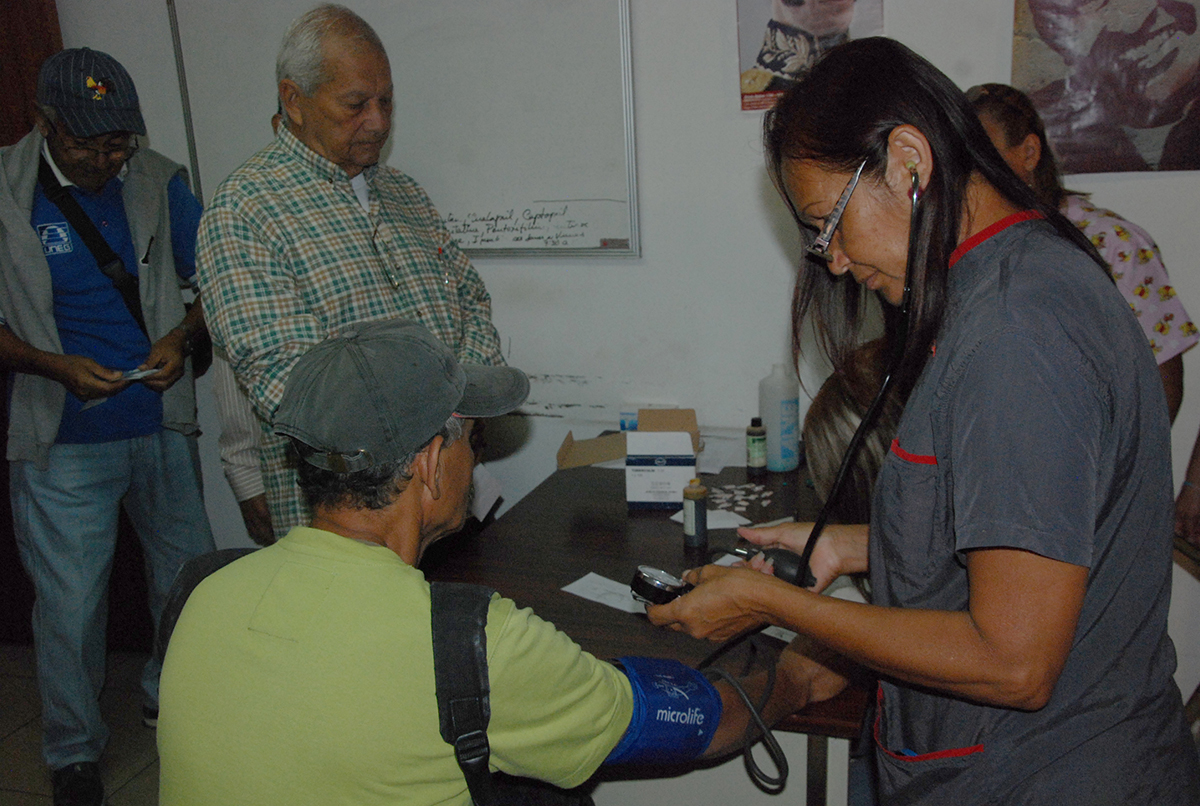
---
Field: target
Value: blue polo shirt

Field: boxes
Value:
[31,157,202,444]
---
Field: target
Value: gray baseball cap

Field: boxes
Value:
[37,48,146,137]
[274,320,529,473]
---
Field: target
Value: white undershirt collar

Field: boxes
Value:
[350,171,371,212]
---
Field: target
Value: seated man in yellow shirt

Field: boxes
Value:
[157,319,836,806]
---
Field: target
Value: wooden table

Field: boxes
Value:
[422,464,870,804]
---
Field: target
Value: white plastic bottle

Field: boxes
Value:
[758,364,800,472]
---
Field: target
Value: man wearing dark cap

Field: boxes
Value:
[0,47,215,805]
[157,320,830,806]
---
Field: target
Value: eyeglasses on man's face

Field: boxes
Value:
[806,158,868,263]
[47,120,139,162]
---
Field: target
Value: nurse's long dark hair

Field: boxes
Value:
[765,37,1104,398]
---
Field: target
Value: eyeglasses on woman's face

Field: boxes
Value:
[806,158,868,263]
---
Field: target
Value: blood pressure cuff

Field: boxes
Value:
[603,656,723,765]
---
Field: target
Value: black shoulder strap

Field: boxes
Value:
[156,548,258,665]
[37,155,149,337]
[431,581,498,806]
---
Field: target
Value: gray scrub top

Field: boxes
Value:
[868,214,1200,804]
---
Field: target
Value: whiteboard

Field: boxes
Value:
[175,0,639,258]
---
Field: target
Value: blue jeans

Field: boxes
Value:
[10,430,215,768]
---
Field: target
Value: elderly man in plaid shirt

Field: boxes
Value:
[197,4,504,539]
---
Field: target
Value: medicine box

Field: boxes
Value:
[625,431,695,510]
[555,408,701,470]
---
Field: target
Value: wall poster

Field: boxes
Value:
[1013,0,1200,173]
[737,0,885,111]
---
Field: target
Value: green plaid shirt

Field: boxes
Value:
[197,125,503,419]
[196,126,504,535]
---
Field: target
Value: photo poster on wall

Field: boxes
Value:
[736,0,885,112]
[1012,0,1200,173]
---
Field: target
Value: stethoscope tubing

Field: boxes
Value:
[794,167,920,584]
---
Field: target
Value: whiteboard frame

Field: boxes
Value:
[457,0,639,260]
[172,0,640,260]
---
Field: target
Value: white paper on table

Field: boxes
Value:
[695,436,741,474]
[761,625,799,643]
[746,515,795,529]
[668,509,751,529]
[562,572,645,614]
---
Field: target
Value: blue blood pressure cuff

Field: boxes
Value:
[604,656,723,765]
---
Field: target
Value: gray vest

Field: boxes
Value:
[0,129,198,468]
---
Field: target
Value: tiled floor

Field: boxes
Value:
[0,642,159,806]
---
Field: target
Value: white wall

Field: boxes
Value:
[54,1,1200,802]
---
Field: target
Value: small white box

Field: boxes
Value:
[625,431,696,510]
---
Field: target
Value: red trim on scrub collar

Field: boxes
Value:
[949,210,1045,268]
[890,439,937,465]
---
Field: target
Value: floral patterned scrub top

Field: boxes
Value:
[1064,193,1197,364]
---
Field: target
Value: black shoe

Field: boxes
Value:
[51,761,104,806]
[142,704,158,728]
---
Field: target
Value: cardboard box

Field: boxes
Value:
[556,431,626,470]
[636,408,700,452]
[555,408,700,470]
[625,431,696,510]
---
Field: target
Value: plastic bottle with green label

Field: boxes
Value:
[746,416,767,477]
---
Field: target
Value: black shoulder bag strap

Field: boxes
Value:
[156,548,258,665]
[37,155,149,337]
[431,581,498,806]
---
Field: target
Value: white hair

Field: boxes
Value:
[276,4,385,95]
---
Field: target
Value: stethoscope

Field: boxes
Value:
[627,166,925,795]
[634,164,923,591]
[791,163,921,586]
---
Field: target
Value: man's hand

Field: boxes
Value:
[701,632,855,759]
[48,353,130,400]
[0,326,128,399]
[1176,435,1200,549]
[238,494,276,546]
[139,329,188,392]
[1176,484,1200,548]
[777,634,852,711]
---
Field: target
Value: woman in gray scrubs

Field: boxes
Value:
[647,37,1200,804]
